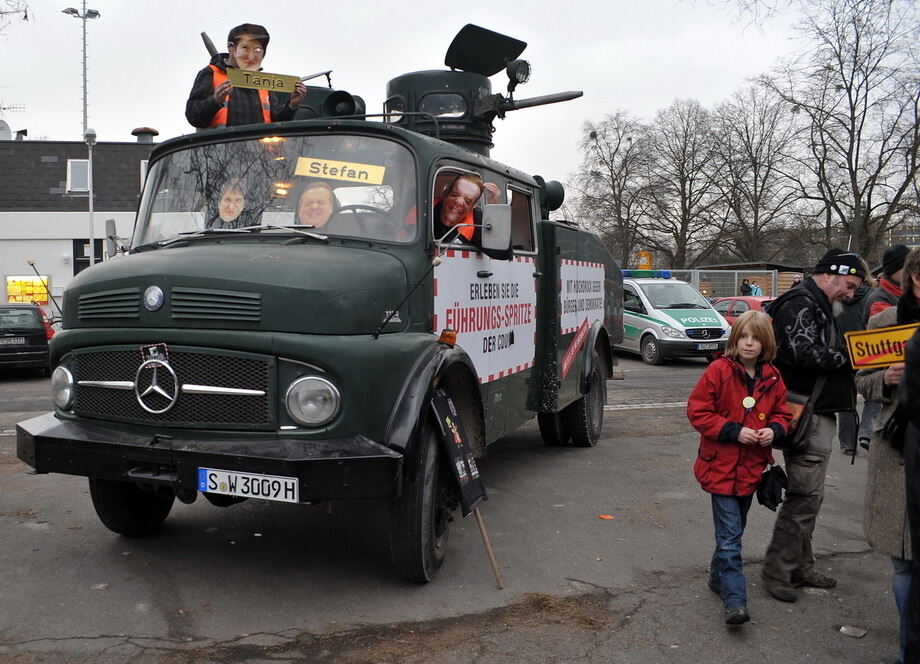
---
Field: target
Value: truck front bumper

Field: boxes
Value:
[17,413,402,502]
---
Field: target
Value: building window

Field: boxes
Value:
[67,159,89,192]
[140,159,149,191]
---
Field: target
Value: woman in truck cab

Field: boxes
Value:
[295,181,339,229]
[210,179,249,229]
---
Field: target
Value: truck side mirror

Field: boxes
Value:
[104,218,119,259]
[481,204,512,258]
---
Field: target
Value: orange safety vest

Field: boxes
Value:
[208,64,271,128]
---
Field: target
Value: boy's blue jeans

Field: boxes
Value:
[709,493,754,610]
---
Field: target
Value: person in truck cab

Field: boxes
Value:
[295,181,338,228]
[210,179,248,228]
[432,173,501,244]
[185,23,306,129]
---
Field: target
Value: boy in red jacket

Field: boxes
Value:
[687,311,792,625]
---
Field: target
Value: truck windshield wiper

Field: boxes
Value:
[133,225,329,252]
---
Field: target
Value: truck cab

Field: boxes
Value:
[17,25,623,582]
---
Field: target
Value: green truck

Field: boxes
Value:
[17,25,623,582]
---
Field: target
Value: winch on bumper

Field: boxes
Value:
[17,413,403,502]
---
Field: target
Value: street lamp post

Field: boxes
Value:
[62,3,100,137]
[85,128,96,269]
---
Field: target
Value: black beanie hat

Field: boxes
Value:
[813,248,866,279]
[882,244,909,277]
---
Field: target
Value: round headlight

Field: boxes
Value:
[51,366,74,410]
[285,376,340,426]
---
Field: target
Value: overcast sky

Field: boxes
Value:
[1,0,801,184]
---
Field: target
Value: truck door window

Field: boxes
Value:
[432,169,486,247]
[508,187,535,252]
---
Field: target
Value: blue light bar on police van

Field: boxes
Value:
[621,269,672,279]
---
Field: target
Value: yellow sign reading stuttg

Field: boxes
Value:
[227,68,298,94]
[845,323,920,369]
[295,157,386,185]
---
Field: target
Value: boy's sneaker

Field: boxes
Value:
[791,571,837,589]
[724,606,750,625]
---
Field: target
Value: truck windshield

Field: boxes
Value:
[640,282,711,310]
[134,134,417,246]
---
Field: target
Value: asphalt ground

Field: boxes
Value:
[0,357,904,663]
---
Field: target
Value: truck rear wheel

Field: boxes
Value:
[88,478,175,537]
[538,412,572,446]
[390,415,453,583]
[563,355,605,447]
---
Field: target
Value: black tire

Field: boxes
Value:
[538,412,572,446]
[88,478,175,537]
[390,415,453,583]
[641,336,665,365]
[563,356,606,447]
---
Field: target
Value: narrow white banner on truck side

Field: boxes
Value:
[433,250,537,383]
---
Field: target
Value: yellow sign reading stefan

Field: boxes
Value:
[227,68,298,94]
[845,322,920,369]
[295,157,386,185]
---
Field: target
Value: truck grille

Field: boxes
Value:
[171,287,262,322]
[72,347,273,428]
[685,328,723,340]
[78,288,140,319]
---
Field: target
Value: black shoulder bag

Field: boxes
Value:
[774,375,826,453]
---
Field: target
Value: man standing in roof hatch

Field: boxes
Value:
[185,23,306,129]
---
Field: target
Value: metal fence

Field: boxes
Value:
[669,270,780,299]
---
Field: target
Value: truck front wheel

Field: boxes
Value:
[563,354,606,447]
[88,478,175,537]
[390,415,453,583]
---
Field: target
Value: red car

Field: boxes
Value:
[711,296,775,326]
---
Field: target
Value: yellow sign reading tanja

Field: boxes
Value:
[845,323,920,369]
[227,68,298,94]
[295,157,386,185]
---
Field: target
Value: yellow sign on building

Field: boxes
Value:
[845,323,920,369]
[6,276,50,305]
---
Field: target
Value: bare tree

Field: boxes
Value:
[643,99,723,268]
[709,85,800,262]
[0,1,28,32]
[571,112,652,267]
[760,0,920,260]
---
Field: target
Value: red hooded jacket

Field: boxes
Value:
[687,357,792,496]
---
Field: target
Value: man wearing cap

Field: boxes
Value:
[864,244,909,324]
[857,244,910,451]
[761,248,865,602]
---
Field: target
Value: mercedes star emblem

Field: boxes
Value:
[143,286,165,311]
[134,359,179,413]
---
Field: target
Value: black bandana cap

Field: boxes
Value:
[812,249,866,279]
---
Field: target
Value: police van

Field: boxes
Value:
[616,270,728,365]
[17,25,623,583]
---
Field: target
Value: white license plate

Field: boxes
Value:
[0,337,25,345]
[198,468,299,503]
[696,342,719,350]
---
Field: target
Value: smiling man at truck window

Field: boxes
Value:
[432,173,502,244]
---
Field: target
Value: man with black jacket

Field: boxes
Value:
[761,249,865,602]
